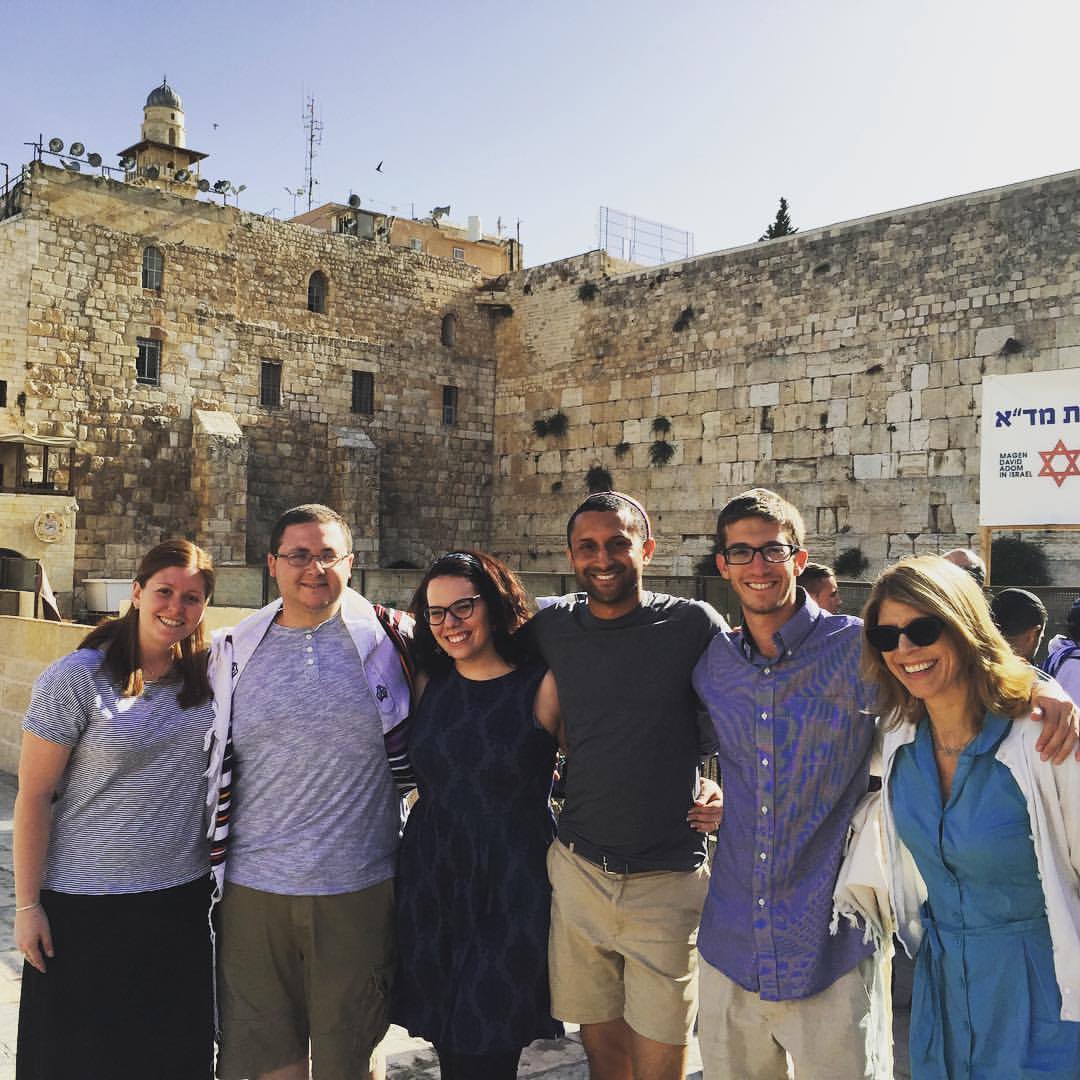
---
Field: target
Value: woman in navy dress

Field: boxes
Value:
[863,556,1080,1078]
[394,550,563,1079]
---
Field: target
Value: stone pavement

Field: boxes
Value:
[0,769,909,1078]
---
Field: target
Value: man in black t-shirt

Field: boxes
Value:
[528,492,725,1080]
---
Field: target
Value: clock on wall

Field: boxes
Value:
[33,511,66,543]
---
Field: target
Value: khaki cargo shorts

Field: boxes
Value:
[215,879,394,1079]
[546,839,709,1046]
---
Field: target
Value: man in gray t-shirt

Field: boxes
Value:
[527,492,726,1080]
[213,504,410,1080]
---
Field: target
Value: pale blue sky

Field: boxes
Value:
[3,0,1078,266]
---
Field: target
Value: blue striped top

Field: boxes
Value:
[23,648,212,894]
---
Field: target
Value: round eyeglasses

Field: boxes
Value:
[425,594,482,625]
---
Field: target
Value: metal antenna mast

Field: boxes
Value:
[302,96,322,213]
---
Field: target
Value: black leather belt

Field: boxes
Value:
[561,837,699,876]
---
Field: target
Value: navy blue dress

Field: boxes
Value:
[393,661,563,1054]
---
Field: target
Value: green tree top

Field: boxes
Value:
[760,196,798,241]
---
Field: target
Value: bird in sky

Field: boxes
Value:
[375,160,383,172]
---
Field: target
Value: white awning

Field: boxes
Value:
[0,433,75,448]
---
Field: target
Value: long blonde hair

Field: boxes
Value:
[861,555,1035,728]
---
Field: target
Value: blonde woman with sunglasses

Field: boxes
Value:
[863,556,1080,1078]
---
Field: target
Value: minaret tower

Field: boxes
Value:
[117,78,207,196]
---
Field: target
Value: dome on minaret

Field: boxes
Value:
[146,81,182,110]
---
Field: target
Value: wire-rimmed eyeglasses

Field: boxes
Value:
[272,550,351,570]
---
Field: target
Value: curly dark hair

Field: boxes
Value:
[409,550,534,675]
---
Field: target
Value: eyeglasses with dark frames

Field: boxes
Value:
[721,543,801,565]
[273,550,351,570]
[425,594,483,625]
[866,615,945,653]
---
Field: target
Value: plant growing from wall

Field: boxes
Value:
[672,306,695,332]
[551,480,563,492]
[834,547,869,579]
[577,282,599,301]
[586,465,612,492]
[649,440,676,467]
[649,415,676,467]
[532,410,569,439]
[614,441,631,459]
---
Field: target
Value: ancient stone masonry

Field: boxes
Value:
[489,173,1080,581]
[0,163,498,603]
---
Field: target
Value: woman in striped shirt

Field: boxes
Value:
[13,539,216,1080]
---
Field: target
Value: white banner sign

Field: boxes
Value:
[980,369,1080,526]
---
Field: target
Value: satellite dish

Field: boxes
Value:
[348,194,361,208]
[70,142,85,157]
[175,169,190,182]
[145,165,160,179]
[197,178,211,192]
[87,152,102,167]
[62,159,81,172]
[118,155,136,170]
[48,137,64,153]
[213,179,229,193]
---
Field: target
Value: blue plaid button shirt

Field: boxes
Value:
[692,590,877,1000]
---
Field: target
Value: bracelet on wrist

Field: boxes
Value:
[15,901,40,913]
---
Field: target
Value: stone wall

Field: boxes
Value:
[0,492,79,613]
[0,617,85,773]
[0,163,499,603]
[490,173,1080,581]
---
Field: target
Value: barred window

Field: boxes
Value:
[142,246,164,290]
[136,338,161,385]
[442,385,458,427]
[260,360,282,408]
[452,247,465,262]
[308,270,328,314]
[352,371,374,415]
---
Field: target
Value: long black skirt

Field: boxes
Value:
[17,876,213,1080]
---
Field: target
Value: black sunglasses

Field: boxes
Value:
[866,615,945,653]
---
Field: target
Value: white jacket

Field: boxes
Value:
[202,588,413,897]
[880,716,1080,1022]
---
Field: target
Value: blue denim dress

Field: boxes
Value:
[891,713,1080,1078]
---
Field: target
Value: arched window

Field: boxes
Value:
[441,313,456,347]
[308,271,328,314]
[141,246,164,290]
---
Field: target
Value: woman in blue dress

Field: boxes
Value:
[862,555,1080,1078]
[393,550,563,1079]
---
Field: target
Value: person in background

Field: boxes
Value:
[800,562,841,613]
[942,547,986,588]
[14,540,216,1080]
[394,550,563,1079]
[1044,597,1080,703]
[865,556,1080,1078]
[990,587,1048,664]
